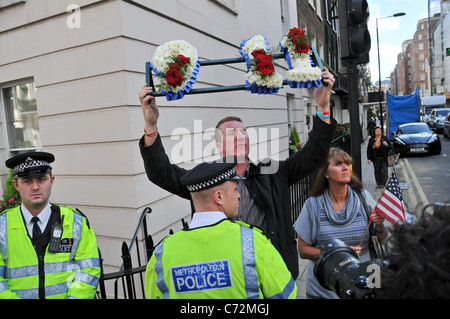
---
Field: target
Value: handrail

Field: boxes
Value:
[97,207,153,299]
[118,207,152,272]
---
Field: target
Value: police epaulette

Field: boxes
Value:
[235,220,266,236]
[58,205,91,229]
[74,208,91,229]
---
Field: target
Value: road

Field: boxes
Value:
[395,132,450,217]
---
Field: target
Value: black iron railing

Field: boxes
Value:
[96,207,153,299]
[290,172,316,223]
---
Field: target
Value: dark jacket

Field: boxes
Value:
[367,135,391,162]
[139,116,336,279]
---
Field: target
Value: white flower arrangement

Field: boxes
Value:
[239,35,283,94]
[280,27,322,87]
[151,40,200,100]
[240,35,268,57]
[286,58,323,83]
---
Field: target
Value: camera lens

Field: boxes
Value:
[314,239,375,299]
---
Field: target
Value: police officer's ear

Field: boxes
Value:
[212,188,225,206]
[12,179,19,191]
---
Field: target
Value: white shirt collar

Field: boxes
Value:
[188,211,228,229]
[21,203,52,236]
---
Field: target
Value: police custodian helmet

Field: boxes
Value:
[5,151,54,179]
[180,156,245,192]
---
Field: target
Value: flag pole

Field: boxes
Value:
[358,153,400,248]
[359,219,372,248]
[378,153,400,200]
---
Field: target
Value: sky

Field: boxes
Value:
[367,0,436,85]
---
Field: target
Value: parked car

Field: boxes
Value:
[444,113,450,138]
[428,108,450,133]
[392,122,441,156]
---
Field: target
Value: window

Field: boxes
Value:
[419,43,424,50]
[1,80,42,154]
[420,63,424,70]
[419,54,424,61]
[308,0,321,18]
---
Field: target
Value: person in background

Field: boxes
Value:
[294,147,387,299]
[367,126,391,188]
[367,117,376,138]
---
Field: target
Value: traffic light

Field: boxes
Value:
[339,0,371,60]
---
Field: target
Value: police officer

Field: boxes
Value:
[145,157,297,299]
[0,152,100,299]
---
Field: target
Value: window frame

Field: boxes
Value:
[0,78,43,156]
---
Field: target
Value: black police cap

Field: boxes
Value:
[5,151,54,178]
[180,156,245,192]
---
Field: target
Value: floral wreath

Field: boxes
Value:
[150,33,324,100]
[239,35,283,95]
[150,40,201,101]
[280,27,322,88]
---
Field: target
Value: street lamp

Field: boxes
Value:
[376,12,406,133]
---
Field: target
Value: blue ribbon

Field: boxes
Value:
[286,80,322,89]
[245,81,281,95]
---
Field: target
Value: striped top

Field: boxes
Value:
[293,187,376,298]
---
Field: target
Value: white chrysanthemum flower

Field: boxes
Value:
[242,35,267,56]
[151,40,199,93]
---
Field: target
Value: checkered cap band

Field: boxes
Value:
[186,167,237,192]
[13,157,51,176]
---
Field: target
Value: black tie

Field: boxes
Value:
[31,216,42,239]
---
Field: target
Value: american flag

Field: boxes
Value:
[374,170,406,225]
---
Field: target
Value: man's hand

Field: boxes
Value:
[314,67,335,123]
[139,83,160,146]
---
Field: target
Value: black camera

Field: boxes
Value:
[314,239,380,299]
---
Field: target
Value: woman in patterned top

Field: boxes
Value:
[293,147,387,299]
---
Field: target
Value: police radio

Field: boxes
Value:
[48,223,63,253]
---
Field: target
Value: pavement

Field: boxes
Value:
[295,137,387,299]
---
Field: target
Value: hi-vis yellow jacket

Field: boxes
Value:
[145,220,297,299]
[0,205,100,299]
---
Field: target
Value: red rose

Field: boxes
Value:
[177,54,190,65]
[292,34,307,45]
[288,28,305,38]
[256,54,273,63]
[169,62,181,69]
[251,49,266,58]
[166,69,183,87]
[255,62,274,76]
[295,43,309,54]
